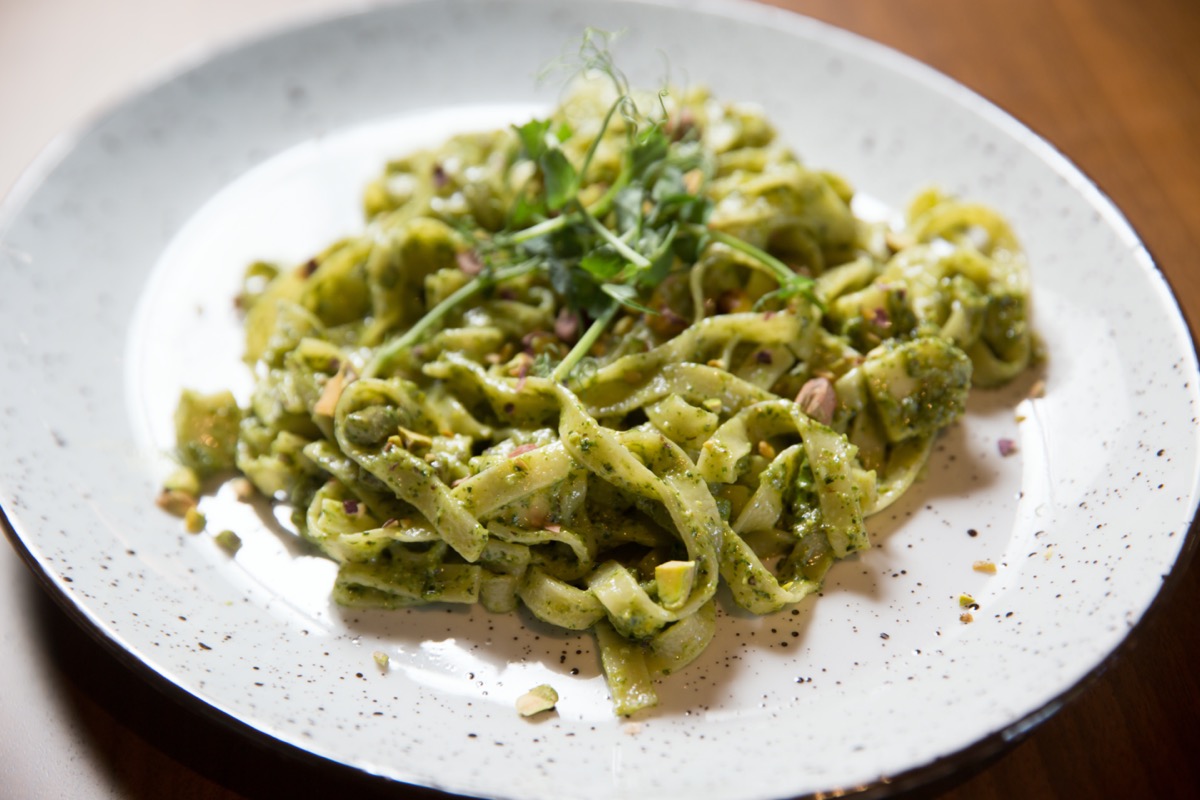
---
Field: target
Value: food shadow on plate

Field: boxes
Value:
[330,592,609,680]
[19,562,467,800]
[18,554,1004,800]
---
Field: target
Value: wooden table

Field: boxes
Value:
[3,0,1198,797]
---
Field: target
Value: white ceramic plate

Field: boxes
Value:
[3,1,1198,798]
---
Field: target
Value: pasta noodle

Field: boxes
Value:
[164,65,1034,716]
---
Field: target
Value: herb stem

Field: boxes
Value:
[702,228,798,286]
[581,204,651,269]
[505,163,633,248]
[364,261,536,377]
[577,96,628,186]
[552,301,619,384]
[508,215,570,245]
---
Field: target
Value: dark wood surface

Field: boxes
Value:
[7,0,1200,797]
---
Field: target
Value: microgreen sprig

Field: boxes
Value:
[376,31,817,384]
[363,260,537,377]
[699,227,823,312]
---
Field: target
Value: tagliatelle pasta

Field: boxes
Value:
[163,55,1034,715]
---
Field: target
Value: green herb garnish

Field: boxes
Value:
[365,29,816,384]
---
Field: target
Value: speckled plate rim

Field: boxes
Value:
[2,1,1199,798]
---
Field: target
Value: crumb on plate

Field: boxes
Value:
[516,684,558,717]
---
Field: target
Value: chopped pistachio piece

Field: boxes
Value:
[184,507,207,533]
[655,560,696,611]
[214,529,242,553]
[162,465,201,496]
[313,367,348,419]
[155,488,197,517]
[516,684,559,717]
[230,477,256,502]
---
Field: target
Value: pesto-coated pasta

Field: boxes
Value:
[165,67,1034,716]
